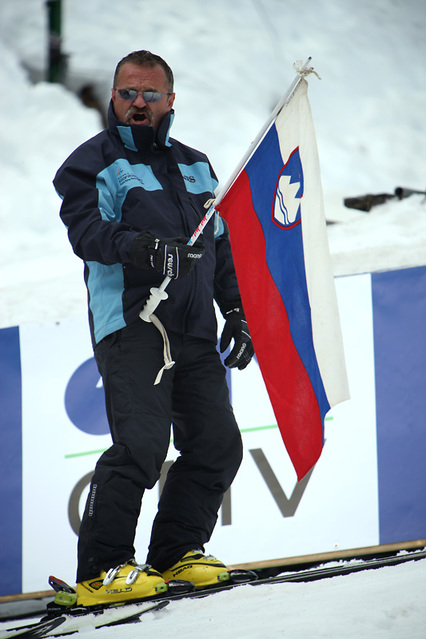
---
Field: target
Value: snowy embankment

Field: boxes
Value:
[1,0,425,328]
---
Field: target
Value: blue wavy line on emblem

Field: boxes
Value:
[272,147,303,229]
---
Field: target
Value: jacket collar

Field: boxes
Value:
[107,100,174,152]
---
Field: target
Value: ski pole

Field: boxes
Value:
[139,199,216,322]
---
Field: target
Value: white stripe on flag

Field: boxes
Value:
[274,79,350,407]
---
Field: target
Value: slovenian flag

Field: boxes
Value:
[215,75,349,480]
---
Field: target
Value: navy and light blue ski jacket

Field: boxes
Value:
[54,103,240,346]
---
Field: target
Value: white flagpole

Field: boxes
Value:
[140,57,319,323]
[214,57,319,208]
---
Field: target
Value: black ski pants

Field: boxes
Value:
[76,320,243,582]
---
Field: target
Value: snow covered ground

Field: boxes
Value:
[1,0,425,636]
[1,557,425,638]
[1,0,425,326]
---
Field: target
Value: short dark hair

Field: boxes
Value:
[113,50,174,92]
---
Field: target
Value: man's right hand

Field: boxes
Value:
[130,231,205,278]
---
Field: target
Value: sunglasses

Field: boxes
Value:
[115,88,171,103]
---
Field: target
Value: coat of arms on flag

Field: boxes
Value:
[215,60,350,480]
[272,147,303,229]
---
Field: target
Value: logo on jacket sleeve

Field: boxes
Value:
[272,147,304,229]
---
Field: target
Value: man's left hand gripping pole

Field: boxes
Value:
[138,199,216,384]
[139,199,216,322]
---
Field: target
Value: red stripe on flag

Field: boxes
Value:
[218,171,323,480]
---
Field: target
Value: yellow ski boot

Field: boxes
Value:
[76,560,168,606]
[162,550,230,589]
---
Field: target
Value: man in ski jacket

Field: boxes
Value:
[54,50,254,607]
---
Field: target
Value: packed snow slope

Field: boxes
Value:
[0,0,425,326]
[1,557,425,638]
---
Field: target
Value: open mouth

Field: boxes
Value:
[127,109,152,126]
[133,112,148,123]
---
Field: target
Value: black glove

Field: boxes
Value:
[130,231,205,279]
[220,304,254,370]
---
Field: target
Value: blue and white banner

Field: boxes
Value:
[1,265,426,595]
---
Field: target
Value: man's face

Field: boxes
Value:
[111,62,175,130]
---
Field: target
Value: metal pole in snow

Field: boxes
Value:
[46,0,67,83]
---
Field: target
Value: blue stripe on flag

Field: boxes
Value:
[373,266,426,544]
[0,326,22,595]
[245,123,329,419]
